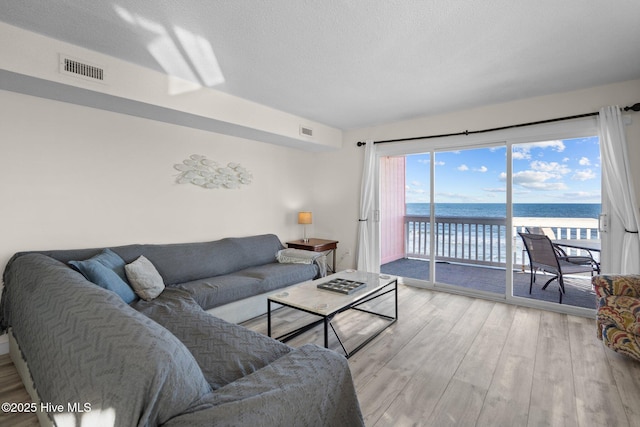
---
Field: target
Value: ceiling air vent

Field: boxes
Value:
[59,54,106,84]
[300,126,314,137]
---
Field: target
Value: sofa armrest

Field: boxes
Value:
[592,274,640,298]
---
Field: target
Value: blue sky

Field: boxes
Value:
[405,136,601,204]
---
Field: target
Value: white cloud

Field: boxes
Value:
[406,186,429,202]
[512,170,555,183]
[520,181,568,191]
[572,169,596,181]
[508,170,568,191]
[562,190,601,200]
[435,161,445,166]
[562,157,570,163]
[579,157,591,166]
[530,160,570,175]
[512,140,566,161]
[512,151,530,160]
[473,166,488,173]
[457,164,469,171]
[483,187,506,193]
[435,192,476,202]
[533,140,566,152]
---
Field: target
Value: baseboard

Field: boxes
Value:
[206,282,303,324]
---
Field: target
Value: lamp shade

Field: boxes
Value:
[298,211,312,225]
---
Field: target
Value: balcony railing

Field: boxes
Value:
[405,215,599,267]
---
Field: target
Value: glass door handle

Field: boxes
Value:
[599,213,608,233]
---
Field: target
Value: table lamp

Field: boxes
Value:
[298,211,312,242]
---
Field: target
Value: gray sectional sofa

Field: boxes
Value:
[23,234,321,319]
[0,234,364,426]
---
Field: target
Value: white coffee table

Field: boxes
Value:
[267,270,397,358]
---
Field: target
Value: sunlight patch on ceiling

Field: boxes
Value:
[113,4,224,94]
[174,26,224,87]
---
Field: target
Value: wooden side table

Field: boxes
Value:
[286,238,339,273]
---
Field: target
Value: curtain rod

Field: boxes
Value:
[356,102,640,147]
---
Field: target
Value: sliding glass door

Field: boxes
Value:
[380,153,431,282]
[377,118,602,315]
[433,146,506,296]
[512,136,601,309]
[380,146,506,297]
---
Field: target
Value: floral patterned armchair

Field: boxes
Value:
[593,274,640,361]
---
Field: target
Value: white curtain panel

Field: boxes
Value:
[599,105,640,273]
[357,140,377,272]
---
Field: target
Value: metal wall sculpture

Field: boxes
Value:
[174,154,252,189]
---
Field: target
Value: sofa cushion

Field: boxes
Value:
[238,263,319,293]
[598,295,640,336]
[175,275,264,310]
[69,249,137,303]
[133,288,292,389]
[126,255,166,301]
[232,234,285,267]
[601,324,640,361]
[162,344,365,427]
[174,262,318,310]
[116,234,285,285]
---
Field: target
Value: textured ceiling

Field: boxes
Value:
[1,1,639,130]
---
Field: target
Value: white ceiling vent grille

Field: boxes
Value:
[300,126,314,137]
[59,54,106,84]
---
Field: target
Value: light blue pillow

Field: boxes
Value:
[92,248,129,282]
[69,249,138,303]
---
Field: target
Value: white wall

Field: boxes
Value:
[0,89,318,272]
[1,21,639,289]
[0,22,342,151]
[315,79,640,271]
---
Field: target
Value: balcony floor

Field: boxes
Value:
[381,258,595,309]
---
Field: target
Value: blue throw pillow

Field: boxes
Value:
[69,249,138,303]
[93,248,129,282]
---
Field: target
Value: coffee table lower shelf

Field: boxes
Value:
[267,278,397,359]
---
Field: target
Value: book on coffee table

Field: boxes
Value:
[317,278,366,295]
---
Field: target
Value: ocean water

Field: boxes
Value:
[406,203,601,219]
[404,203,601,263]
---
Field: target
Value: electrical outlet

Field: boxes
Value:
[336,249,351,269]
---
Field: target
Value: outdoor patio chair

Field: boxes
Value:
[526,226,557,239]
[519,232,600,304]
[525,226,600,273]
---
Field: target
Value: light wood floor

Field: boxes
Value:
[2,285,639,427]
[0,352,39,426]
[245,284,640,427]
